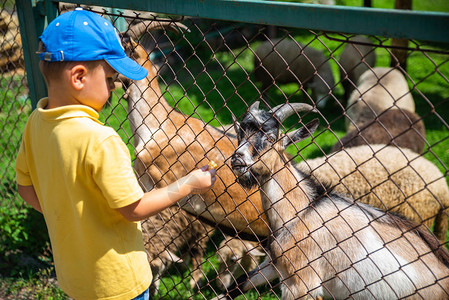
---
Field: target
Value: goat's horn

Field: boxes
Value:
[270,103,317,123]
[126,20,189,39]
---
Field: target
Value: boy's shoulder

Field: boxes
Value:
[29,99,119,142]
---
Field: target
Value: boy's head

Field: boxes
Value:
[38,8,147,82]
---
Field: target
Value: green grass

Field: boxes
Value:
[0,268,67,300]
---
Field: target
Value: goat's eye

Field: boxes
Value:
[267,134,276,143]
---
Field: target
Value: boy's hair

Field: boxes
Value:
[38,41,102,85]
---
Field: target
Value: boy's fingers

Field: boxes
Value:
[208,169,217,187]
[208,168,217,176]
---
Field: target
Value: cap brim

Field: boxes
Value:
[106,56,148,81]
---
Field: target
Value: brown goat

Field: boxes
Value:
[123,22,267,238]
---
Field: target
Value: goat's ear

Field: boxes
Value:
[249,101,260,114]
[121,35,139,57]
[248,248,266,257]
[282,118,319,148]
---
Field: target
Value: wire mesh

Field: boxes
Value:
[2,2,449,299]
[0,0,27,195]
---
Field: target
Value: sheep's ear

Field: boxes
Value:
[282,118,319,148]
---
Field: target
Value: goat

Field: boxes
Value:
[123,23,429,244]
[346,67,415,131]
[253,38,335,108]
[227,101,449,299]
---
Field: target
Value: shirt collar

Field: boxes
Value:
[36,98,104,125]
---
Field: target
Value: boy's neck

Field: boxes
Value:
[44,75,78,109]
[46,93,82,110]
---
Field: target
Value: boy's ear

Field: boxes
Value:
[70,64,88,90]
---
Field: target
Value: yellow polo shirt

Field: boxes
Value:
[16,98,152,300]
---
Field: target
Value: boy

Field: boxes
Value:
[15,8,216,300]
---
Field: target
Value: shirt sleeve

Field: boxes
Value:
[88,134,144,209]
[16,138,33,186]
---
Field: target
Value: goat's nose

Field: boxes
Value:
[231,151,245,167]
[230,152,241,165]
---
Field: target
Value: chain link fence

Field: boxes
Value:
[0,0,27,198]
[2,1,449,299]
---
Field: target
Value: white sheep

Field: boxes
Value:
[299,144,449,243]
[215,236,266,291]
[331,108,427,154]
[141,206,214,294]
[346,67,415,131]
[227,101,449,299]
[254,38,335,108]
[338,35,376,101]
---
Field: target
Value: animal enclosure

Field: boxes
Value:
[2,0,449,298]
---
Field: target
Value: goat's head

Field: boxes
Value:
[230,101,319,189]
[121,19,188,55]
[117,20,189,88]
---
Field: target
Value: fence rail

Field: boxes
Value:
[2,0,449,299]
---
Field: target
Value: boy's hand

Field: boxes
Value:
[186,165,217,194]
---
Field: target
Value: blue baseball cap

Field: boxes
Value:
[38,8,148,80]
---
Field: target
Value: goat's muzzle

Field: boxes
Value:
[231,150,259,189]
[230,153,247,175]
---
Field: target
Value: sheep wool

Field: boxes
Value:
[298,144,449,242]
[141,206,214,294]
[254,38,335,107]
[338,35,377,102]
[346,67,415,131]
[331,109,426,154]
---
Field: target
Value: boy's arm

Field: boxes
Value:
[117,167,216,222]
[17,185,43,213]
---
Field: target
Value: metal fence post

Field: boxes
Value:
[16,0,57,109]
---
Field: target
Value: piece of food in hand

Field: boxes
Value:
[208,160,218,170]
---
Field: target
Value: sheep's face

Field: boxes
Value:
[231,101,319,190]
[216,243,243,290]
[216,238,266,290]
